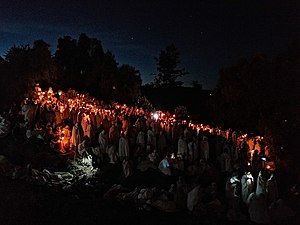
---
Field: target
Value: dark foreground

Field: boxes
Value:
[0,176,299,225]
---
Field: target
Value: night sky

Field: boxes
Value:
[0,0,298,89]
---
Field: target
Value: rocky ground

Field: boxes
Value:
[0,176,222,225]
[0,133,299,225]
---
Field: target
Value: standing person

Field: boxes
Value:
[248,194,270,224]
[147,127,156,152]
[200,136,209,161]
[136,130,145,155]
[188,136,199,162]
[98,130,107,162]
[256,170,267,196]
[107,144,118,164]
[219,149,232,175]
[70,122,83,154]
[241,172,254,203]
[266,172,279,204]
[157,131,167,156]
[109,123,119,146]
[118,132,130,161]
[177,135,188,157]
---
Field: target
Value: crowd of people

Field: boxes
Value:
[13,84,294,224]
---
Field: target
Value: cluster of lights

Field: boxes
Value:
[30,85,272,160]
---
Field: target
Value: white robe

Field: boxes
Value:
[248,195,270,224]
[177,138,188,156]
[225,176,240,199]
[136,131,145,148]
[188,141,198,161]
[107,145,117,164]
[241,172,254,203]
[81,115,91,138]
[219,152,231,172]
[78,140,86,155]
[266,174,278,203]
[70,125,77,147]
[147,129,156,148]
[98,131,107,153]
[200,140,209,160]
[21,104,35,126]
[256,171,267,196]
[187,185,201,211]
[122,160,132,178]
[118,137,130,158]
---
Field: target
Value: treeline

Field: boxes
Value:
[0,33,142,110]
[211,41,300,154]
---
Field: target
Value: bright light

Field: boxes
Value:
[153,113,159,121]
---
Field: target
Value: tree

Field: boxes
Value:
[1,41,59,109]
[116,64,142,103]
[191,80,202,89]
[211,45,299,155]
[153,44,188,87]
[30,40,58,87]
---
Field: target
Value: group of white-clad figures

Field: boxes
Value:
[225,169,294,224]
[17,96,296,224]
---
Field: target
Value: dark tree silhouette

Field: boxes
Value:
[211,44,300,154]
[54,33,142,103]
[0,33,142,110]
[116,64,142,103]
[191,80,202,89]
[153,44,188,87]
[0,42,58,109]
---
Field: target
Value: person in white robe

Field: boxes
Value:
[256,170,267,196]
[241,172,254,203]
[188,137,198,162]
[200,136,209,161]
[248,194,270,224]
[78,139,87,156]
[118,133,130,161]
[148,149,159,165]
[70,123,83,152]
[109,124,119,145]
[187,185,202,211]
[225,175,240,200]
[21,103,36,127]
[136,130,145,150]
[147,128,156,150]
[98,130,107,154]
[107,145,118,164]
[219,149,232,173]
[122,159,132,178]
[177,136,188,157]
[266,173,279,204]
